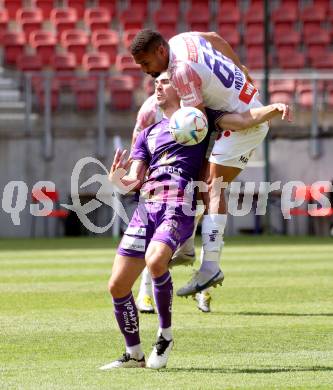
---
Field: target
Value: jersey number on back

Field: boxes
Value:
[200,37,234,88]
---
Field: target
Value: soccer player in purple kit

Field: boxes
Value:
[99,72,291,370]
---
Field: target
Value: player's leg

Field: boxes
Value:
[136,266,155,314]
[99,254,146,370]
[145,240,174,369]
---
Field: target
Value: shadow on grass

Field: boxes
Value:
[163,366,333,374]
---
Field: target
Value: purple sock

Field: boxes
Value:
[153,271,173,329]
[113,292,140,347]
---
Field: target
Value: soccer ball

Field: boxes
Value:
[169,107,208,146]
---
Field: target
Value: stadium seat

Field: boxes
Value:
[157,25,177,40]
[244,25,264,48]
[16,53,43,71]
[50,8,78,39]
[269,79,296,94]
[271,2,298,30]
[277,49,305,70]
[98,0,117,16]
[2,31,25,65]
[51,52,77,88]
[153,3,178,33]
[296,80,324,109]
[115,53,142,87]
[119,7,145,30]
[270,91,294,105]
[3,0,22,19]
[61,29,89,63]
[304,28,330,54]
[300,4,326,25]
[32,77,60,111]
[82,52,110,72]
[109,75,134,110]
[84,7,112,31]
[16,8,43,41]
[0,9,9,40]
[244,2,264,26]
[245,47,272,70]
[273,26,301,50]
[67,0,85,19]
[32,0,54,19]
[91,29,119,64]
[217,3,241,28]
[218,26,240,49]
[30,31,56,66]
[123,28,140,49]
[186,4,210,31]
[312,53,333,70]
[72,77,98,110]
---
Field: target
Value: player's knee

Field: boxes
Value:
[146,256,165,278]
[108,278,125,298]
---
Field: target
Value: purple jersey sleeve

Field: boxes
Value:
[130,128,151,164]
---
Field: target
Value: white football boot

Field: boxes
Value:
[177,269,224,297]
[136,294,155,314]
[99,353,145,370]
[195,291,211,313]
[146,335,174,369]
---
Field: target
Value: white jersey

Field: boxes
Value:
[133,94,163,133]
[167,32,262,113]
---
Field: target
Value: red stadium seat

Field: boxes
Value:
[109,75,134,110]
[16,53,43,71]
[244,2,263,26]
[271,3,298,30]
[217,3,241,27]
[50,8,78,39]
[67,0,85,19]
[119,7,145,30]
[98,0,117,16]
[32,0,54,19]
[51,52,77,88]
[312,53,333,70]
[277,49,305,70]
[84,7,112,31]
[186,4,210,31]
[273,26,301,50]
[115,53,142,87]
[0,9,9,40]
[301,4,326,24]
[73,77,98,110]
[270,91,294,105]
[307,46,327,67]
[16,8,43,41]
[157,25,177,40]
[123,29,140,49]
[244,25,264,48]
[32,77,60,111]
[91,29,119,63]
[3,31,25,65]
[30,31,56,66]
[245,47,273,70]
[269,80,296,94]
[304,28,330,48]
[3,0,22,19]
[82,52,110,72]
[153,3,178,32]
[218,26,240,49]
[61,29,89,63]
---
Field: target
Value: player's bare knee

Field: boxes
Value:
[108,278,127,298]
[146,255,165,278]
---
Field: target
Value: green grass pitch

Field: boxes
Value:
[1,236,333,389]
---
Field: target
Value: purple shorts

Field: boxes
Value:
[117,202,194,259]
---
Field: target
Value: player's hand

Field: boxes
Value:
[272,103,292,122]
[109,148,132,183]
[241,65,254,84]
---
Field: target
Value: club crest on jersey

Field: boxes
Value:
[239,82,258,104]
[159,151,176,166]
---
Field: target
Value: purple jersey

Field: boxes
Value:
[131,117,208,205]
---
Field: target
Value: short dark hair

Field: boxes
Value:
[130,29,168,55]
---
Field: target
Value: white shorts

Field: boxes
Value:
[208,122,269,169]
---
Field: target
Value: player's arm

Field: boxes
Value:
[198,31,253,83]
[108,149,147,191]
[219,103,292,131]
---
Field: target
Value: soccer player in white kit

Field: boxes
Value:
[130,29,291,296]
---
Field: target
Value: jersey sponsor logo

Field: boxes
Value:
[182,36,198,62]
[121,235,146,252]
[239,82,258,104]
[125,226,146,236]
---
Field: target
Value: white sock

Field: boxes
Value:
[158,326,172,341]
[126,343,144,359]
[138,267,152,297]
[199,214,227,274]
